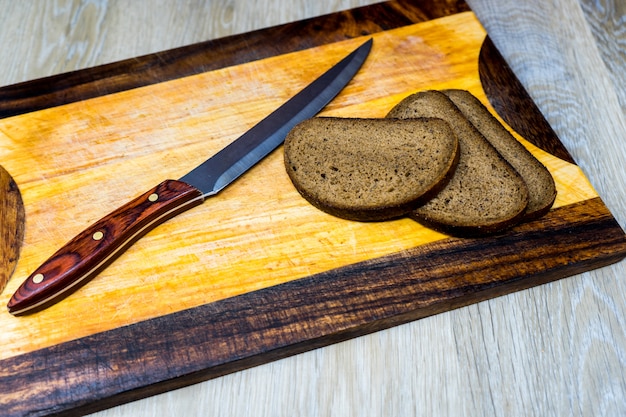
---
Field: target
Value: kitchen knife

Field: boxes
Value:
[8,39,372,315]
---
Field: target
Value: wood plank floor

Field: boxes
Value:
[1,1,625,416]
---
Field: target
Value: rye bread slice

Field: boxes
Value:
[443,89,556,220]
[284,117,460,221]
[387,90,529,235]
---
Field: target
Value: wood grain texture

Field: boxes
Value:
[2,15,514,362]
[478,37,574,164]
[465,1,626,416]
[0,166,24,295]
[2,198,625,416]
[579,0,626,113]
[0,1,625,417]
[0,0,469,118]
[469,0,626,229]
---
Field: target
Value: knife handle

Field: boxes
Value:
[7,179,204,315]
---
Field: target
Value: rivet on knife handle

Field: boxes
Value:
[7,180,203,315]
[7,39,372,315]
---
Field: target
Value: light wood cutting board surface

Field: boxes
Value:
[1,1,625,416]
[0,12,597,361]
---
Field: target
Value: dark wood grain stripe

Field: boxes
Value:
[0,166,24,295]
[2,197,625,416]
[479,37,575,163]
[0,0,469,119]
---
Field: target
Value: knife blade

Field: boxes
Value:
[8,39,372,315]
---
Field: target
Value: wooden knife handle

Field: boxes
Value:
[7,179,204,315]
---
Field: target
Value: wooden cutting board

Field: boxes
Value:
[0,165,24,295]
[2,2,626,416]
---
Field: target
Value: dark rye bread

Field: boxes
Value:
[443,89,556,220]
[387,90,529,235]
[284,117,460,221]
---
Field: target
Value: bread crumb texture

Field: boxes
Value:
[283,89,555,236]
[387,90,531,235]
[284,117,459,221]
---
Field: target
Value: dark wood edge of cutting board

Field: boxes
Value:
[479,37,574,163]
[2,1,626,416]
[3,199,626,416]
[0,165,25,295]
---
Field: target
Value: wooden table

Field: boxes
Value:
[1,1,625,416]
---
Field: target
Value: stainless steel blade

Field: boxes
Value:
[180,39,372,196]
